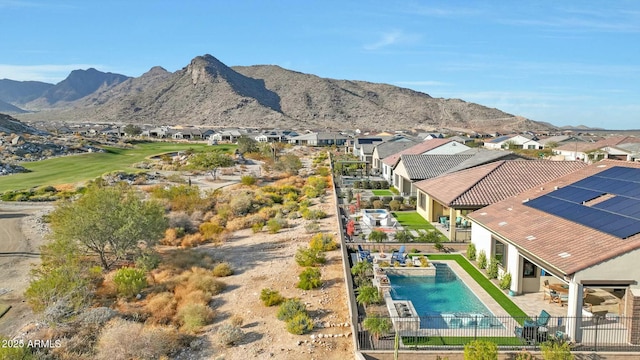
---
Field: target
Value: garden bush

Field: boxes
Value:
[372,200,384,209]
[382,196,393,204]
[260,288,285,306]
[540,341,574,360]
[393,195,404,203]
[277,299,307,321]
[499,272,512,290]
[463,339,497,360]
[477,250,487,269]
[286,312,315,334]
[113,267,147,298]
[356,285,382,306]
[467,243,477,260]
[369,196,380,202]
[301,208,326,220]
[298,267,322,290]
[389,200,401,211]
[486,257,499,279]
[145,292,177,325]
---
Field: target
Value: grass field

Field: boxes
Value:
[371,189,393,196]
[0,142,235,193]
[391,211,437,231]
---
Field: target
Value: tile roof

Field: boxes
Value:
[382,138,453,166]
[554,136,640,152]
[467,160,640,276]
[397,154,475,180]
[414,160,587,207]
[446,148,524,173]
[373,138,419,159]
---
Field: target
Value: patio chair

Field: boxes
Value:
[552,293,569,307]
[515,310,551,343]
[391,245,406,265]
[357,245,372,262]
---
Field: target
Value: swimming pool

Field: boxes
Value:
[388,263,503,329]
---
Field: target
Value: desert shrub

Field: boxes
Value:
[301,208,326,220]
[419,256,429,267]
[467,243,477,260]
[499,272,512,290]
[267,217,288,234]
[295,247,326,267]
[282,200,299,213]
[389,200,402,211]
[277,299,307,321]
[180,233,206,247]
[260,288,285,306]
[477,250,487,269]
[316,166,330,176]
[135,250,161,271]
[372,200,384,209]
[515,350,536,360]
[304,221,321,233]
[168,211,196,234]
[212,262,234,277]
[145,292,177,325]
[113,267,147,298]
[161,227,183,246]
[251,222,264,234]
[199,222,225,240]
[95,318,182,360]
[217,323,244,347]
[240,175,257,186]
[229,192,254,216]
[298,267,322,290]
[177,303,215,333]
[486,257,499,279]
[463,339,497,360]
[286,312,315,334]
[309,233,338,251]
[229,314,244,327]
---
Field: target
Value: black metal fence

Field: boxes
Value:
[356,314,640,353]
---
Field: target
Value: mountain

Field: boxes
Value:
[0,79,53,105]
[9,54,556,132]
[28,68,130,107]
[0,99,27,113]
[0,113,45,135]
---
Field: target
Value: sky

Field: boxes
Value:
[1,1,639,130]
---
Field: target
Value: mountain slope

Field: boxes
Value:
[0,79,53,104]
[0,99,26,113]
[12,54,556,132]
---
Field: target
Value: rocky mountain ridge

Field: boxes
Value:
[2,54,557,133]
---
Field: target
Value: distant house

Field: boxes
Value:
[381,139,470,184]
[352,136,390,164]
[210,129,245,143]
[553,136,640,162]
[287,132,348,146]
[484,134,542,150]
[370,136,419,175]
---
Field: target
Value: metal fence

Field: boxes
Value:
[356,314,640,353]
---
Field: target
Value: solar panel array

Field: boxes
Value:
[524,166,640,239]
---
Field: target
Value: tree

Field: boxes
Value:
[394,230,414,242]
[237,136,259,154]
[356,285,382,307]
[368,230,388,243]
[362,315,392,341]
[189,150,235,179]
[49,185,168,270]
[123,124,142,137]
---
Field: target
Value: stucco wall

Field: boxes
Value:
[574,251,640,291]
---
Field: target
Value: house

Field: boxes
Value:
[287,132,348,146]
[352,136,390,164]
[483,134,542,150]
[381,139,470,184]
[553,136,640,162]
[210,129,245,143]
[391,148,523,196]
[537,135,584,149]
[467,160,640,344]
[370,136,419,175]
[413,160,587,241]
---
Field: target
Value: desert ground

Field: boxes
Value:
[0,170,354,359]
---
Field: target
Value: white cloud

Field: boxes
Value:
[0,64,104,83]
[363,30,420,51]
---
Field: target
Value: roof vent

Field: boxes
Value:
[507,207,512,211]
[522,198,529,203]
[526,235,536,241]
[558,252,571,258]
[554,186,559,190]
[498,221,507,226]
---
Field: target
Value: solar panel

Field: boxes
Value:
[524,166,640,239]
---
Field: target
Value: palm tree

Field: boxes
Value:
[351,260,373,286]
[356,285,382,307]
[393,230,414,242]
[368,229,389,255]
[363,315,392,341]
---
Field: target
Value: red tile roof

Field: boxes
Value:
[414,160,587,207]
[467,160,640,276]
[382,138,453,166]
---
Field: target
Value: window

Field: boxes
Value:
[523,259,537,278]
[418,192,427,210]
[493,237,507,268]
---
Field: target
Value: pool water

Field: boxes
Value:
[388,263,501,328]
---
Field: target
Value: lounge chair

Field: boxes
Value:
[515,310,551,343]
[552,293,569,307]
[391,245,406,265]
[357,245,372,262]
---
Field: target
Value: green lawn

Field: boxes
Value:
[0,142,235,193]
[392,211,437,231]
[403,336,523,346]
[427,254,528,321]
[371,189,393,196]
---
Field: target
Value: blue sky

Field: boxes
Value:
[1,1,639,129]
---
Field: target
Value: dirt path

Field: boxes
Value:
[0,202,52,336]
